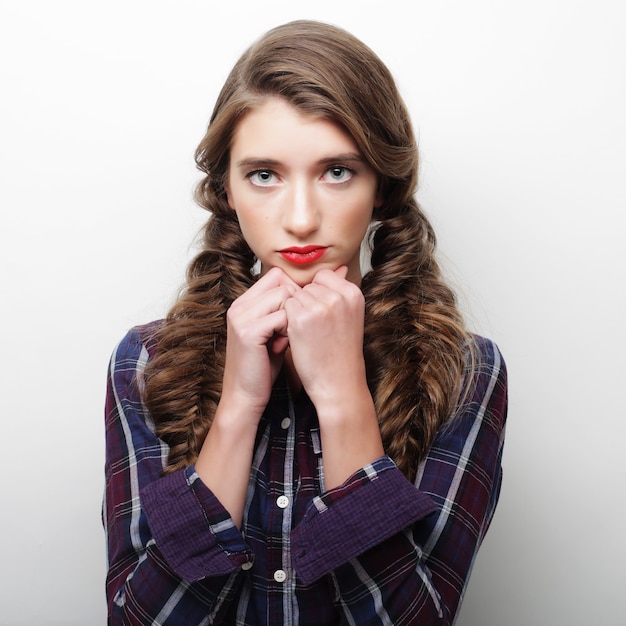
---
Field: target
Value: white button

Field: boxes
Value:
[281,417,291,429]
[276,495,289,509]
[241,561,253,571]
[273,569,287,583]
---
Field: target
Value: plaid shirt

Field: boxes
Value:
[103,321,507,625]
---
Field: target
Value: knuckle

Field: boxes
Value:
[346,283,364,304]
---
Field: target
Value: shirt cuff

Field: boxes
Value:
[141,466,252,581]
[291,456,437,585]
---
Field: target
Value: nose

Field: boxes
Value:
[281,180,320,238]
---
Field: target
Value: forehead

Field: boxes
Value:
[230,98,359,158]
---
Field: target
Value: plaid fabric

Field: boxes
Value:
[103,321,507,625]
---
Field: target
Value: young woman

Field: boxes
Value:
[103,20,508,625]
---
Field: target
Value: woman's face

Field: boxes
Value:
[225,98,380,287]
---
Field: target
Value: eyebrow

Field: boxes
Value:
[234,153,366,169]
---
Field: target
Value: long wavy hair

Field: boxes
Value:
[142,20,472,483]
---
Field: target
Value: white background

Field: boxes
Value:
[1,1,624,624]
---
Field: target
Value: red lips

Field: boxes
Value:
[279,245,328,265]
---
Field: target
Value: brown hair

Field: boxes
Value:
[143,20,471,482]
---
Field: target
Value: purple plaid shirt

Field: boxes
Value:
[103,321,507,625]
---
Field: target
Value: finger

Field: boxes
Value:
[268,333,289,356]
[231,284,298,324]
[312,266,349,288]
[334,265,349,279]
[237,267,300,305]
[244,309,289,345]
[261,266,302,291]
[283,286,319,311]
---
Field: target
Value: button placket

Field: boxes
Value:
[266,390,295,596]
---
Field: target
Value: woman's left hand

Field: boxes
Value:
[284,266,384,488]
[283,266,367,414]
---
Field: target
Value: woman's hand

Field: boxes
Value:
[284,266,384,488]
[221,267,300,422]
[196,267,299,526]
[284,266,366,411]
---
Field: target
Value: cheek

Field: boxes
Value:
[236,209,270,247]
[347,196,375,228]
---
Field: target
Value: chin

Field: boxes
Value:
[287,267,319,287]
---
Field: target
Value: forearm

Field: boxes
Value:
[316,383,384,490]
[195,403,258,527]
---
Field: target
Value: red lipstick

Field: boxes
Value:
[279,245,328,265]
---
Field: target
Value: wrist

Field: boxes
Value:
[312,378,376,426]
[315,389,384,490]
[211,402,260,443]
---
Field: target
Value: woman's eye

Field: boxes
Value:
[248,170,276,186]
[324,166,353,183]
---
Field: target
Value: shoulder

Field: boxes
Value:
[459,334,508,429]
[469,334,505,367]
[467,334,507,386]
[112,320,165,361]
[108,320,165,387]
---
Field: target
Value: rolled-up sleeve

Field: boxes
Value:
[291,457,437,584]
[141,466,253,580]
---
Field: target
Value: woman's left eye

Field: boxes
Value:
[323,166,353,183]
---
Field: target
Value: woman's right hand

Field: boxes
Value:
[220,267,300,423]
[196,268,299,526]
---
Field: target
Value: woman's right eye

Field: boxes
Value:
[247,170,276,186]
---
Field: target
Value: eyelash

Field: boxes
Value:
[246,165,355,187]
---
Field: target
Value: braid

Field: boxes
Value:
[362,202,468,482]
